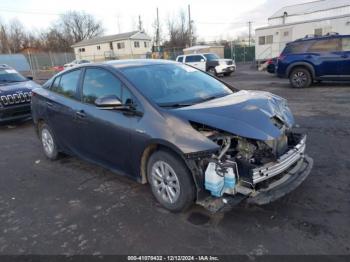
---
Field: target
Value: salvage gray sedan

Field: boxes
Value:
[31,59,313,212]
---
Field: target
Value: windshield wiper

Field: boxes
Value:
[158,102,194,108]
[0,79,25,83]
[199,94,226,103]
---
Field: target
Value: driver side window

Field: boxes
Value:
[82,68,122,104]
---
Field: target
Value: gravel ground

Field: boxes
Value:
[0,64,349,255]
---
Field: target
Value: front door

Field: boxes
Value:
[77,68,134,174]
[185,55,206,71]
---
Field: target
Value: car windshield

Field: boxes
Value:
[0,69,27,83]
[121,63,233,107]
[203,53,220,61]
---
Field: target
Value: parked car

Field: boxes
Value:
[258,58,277,73]
[63,59,91,69]
[31,60,313,212]
[52,65,65,72]
[266,58,277,74]
[277,34,350,88]
[176,53,236,76]
[0,64,40,123]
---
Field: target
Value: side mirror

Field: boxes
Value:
[200,59,205,62]
[27,76,33,80]
[95,95,123,109]
[95,95,142,116]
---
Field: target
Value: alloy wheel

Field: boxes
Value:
[41,128,54,156]
[150,160,180,204]
[292,71,307,88]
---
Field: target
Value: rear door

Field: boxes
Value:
[307,38,342,77]
[45,69,83,153]
[184,55,206,71]
[339,37,350,77]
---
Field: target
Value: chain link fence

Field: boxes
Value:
[224,46,255,63]
[0,52,75,82]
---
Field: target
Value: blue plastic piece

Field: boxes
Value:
[224,175,236,189]
[205,180,224,197]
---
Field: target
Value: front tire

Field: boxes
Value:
[147,150,195,212]
[39,123,59,160]
[208,67,217,76]
[289,67,312,88]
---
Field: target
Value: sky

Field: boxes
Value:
[0,0,313,41]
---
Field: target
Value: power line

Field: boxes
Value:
[0,8,61,16]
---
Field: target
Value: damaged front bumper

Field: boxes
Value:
[196,134,313,213]
[252,135,306,184]
[247,155,313,205]
[198,155,313,213]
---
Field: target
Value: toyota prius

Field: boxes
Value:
[31,60,313,212]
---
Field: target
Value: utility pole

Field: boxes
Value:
[188,4,192,47]
[138,15,143,31]
[116,14,121,33]
[248,21,252,47]
[156,7,160,47]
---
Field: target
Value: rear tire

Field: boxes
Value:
[147,150,195,212]
[289,67,312,88]
[39,123,59,160]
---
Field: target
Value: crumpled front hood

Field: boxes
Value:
[173,90,294,141]
[0,81,40,95]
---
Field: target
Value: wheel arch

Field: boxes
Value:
[287,62,315,79]
[139,140,196,186]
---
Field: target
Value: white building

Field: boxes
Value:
[71,31,152,61]
[255,0,350,61]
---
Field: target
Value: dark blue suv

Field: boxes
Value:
[276,34,350,88]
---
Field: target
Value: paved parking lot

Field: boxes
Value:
[0,64,349,255]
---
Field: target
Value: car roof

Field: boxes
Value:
[54,59,179,76]
[104,59,177,69]
[292,34,350,44]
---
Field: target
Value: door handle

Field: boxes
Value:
[46,101,54,108]
[75,110,86,118]
[341,54,348,58]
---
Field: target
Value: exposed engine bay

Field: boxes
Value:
[191,122,307,203]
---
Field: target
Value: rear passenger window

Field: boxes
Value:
[185,55,203,62]
[342,38,350,51]
[52,70,81,99]
[308,38,340,52]
[82,68,122,104]
[283,42,309,55]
